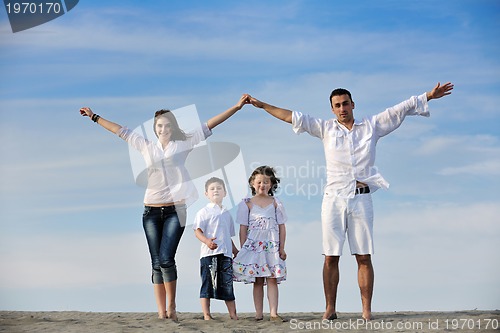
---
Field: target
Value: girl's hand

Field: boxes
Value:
[279,249,287,261]
[79,107,94,118]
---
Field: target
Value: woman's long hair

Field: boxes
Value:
[153,109,188,141]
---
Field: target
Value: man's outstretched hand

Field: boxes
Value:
[427,82,454,101]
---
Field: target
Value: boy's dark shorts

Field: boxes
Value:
[200,254,235,301]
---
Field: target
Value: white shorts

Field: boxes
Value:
[321,191,374,256]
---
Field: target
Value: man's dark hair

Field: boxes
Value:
[329,88,353,107]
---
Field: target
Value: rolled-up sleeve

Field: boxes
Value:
[186,123,212,147]
[374,93,430,138]
[117,127,149,152]
[292,111,325,139]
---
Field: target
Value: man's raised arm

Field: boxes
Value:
[249,96,293,124]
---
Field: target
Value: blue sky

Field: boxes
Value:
[1,0,499,314]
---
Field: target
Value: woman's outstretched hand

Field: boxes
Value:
[79,107,94,118]
[236,94,252,109]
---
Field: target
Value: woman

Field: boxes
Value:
[79,94,249,320]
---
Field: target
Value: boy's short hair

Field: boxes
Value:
[204,177,226,192]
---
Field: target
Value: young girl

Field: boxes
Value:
[233,165,287,322]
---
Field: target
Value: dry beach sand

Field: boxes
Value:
[1,310,499,333]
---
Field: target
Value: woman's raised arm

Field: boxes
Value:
[206,94,250,130]
[80,107,122,134]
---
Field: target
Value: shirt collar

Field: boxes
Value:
[353,118,363,126]
[207,202,225,210]
[333,118,364,129]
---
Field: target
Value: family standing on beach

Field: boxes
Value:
[79,81,453,322]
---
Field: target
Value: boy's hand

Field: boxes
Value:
[205,237,218,250]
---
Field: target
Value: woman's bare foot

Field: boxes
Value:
[203,314,213,320]
[167,311,178,322]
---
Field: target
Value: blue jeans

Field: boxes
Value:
[142,205,186,284]
[200,254,235,301]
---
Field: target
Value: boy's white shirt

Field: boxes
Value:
[193,202,236,259]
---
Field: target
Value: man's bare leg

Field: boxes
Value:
[322,255,340,320]
[355,254,374,320]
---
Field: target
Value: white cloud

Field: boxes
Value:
[439,159,500,176]
[379,201,500,235]
[415,135,499,156]
[0,232,149,289]
[374,201,500,310]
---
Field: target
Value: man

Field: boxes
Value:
[248,82,454,320]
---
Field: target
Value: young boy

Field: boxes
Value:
[193,177,239,320]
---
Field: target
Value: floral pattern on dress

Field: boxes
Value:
[241,238,280,253]
[232,197,287,284]
[233,262,286,284]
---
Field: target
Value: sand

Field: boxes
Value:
[1,310,499,332]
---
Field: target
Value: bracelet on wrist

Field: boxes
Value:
[92,114,101,123]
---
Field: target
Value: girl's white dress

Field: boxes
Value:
[233,197,287,284]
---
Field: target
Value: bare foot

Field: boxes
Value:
[270,315,288,322]
[203,314,213,320]
[230,314,239,320]
[322,312,337,320]
[168,311,178,322]
[362,313,373,321]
